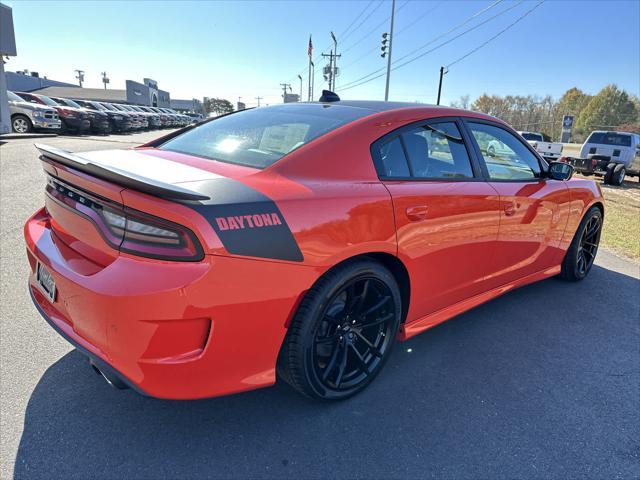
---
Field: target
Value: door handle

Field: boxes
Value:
[406,205,428,221]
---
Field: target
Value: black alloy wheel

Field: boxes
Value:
[279,260,401,400]
[559,206,602,281]
[576,214,601,277]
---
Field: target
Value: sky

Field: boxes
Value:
[3,0,639,108]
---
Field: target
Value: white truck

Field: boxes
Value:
[517,131,563,161]
[565,131,640,186]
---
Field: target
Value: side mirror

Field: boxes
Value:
[548,161,574,181]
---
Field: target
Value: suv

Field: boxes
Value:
[7,90,61,133]
[15,92,90,134]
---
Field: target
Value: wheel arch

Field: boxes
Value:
[289,252,411,327]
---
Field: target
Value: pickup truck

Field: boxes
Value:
[517,131,563,161]
[563,131,640,186]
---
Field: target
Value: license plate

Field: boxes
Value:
[36,262,56,303]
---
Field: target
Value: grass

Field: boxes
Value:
[586,176,640,261]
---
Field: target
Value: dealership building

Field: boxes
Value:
[5,71,204,114]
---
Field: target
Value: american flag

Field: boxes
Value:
[308,35,313,59]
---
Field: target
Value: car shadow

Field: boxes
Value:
[13,265,640,479]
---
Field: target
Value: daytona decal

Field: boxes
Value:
[184,177,303,262]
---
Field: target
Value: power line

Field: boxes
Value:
[341,0,386,45]
[338,0,523,92]
[446,0,544,68]
[338,0,376,41]
[341,0,411,55]
[337,0,507,90]
[338,0,441,78]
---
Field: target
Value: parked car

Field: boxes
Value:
[26,98,603,401]
[14,91,90,133]
[160,107,183,127]
[115,104,148,130]
[185,112,204,124]
[566,131,640,185]
[95,102,136,132]
[145,107,171,128]
[50,97,111,135]
[7,90,61,133]
[517,131,563,161]
[72,99,133,133]
[129,105,161,129]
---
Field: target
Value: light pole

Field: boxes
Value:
[330,31,337,91]
[101,71,109,90]
[74,69,85,87]
[384,0,395,101]
[298,74,303,101]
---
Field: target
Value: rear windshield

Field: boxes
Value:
[159,103,372,169]
[521,132,543,141]
[7,91,23,102]
[59,98,82,108]
[35,95,60,107]
[586,132,632,147]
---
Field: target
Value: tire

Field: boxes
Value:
[603,162,616,184]
[559,206,602,281]
[278,259,402,401]
[610,164,626,186]
[11,114,32,133]
[487,146,496,157]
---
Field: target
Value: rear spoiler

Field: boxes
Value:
[35,144,210,202]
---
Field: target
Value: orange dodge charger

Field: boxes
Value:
[25,96,604,400]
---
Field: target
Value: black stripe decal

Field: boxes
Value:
[182,178,303,262]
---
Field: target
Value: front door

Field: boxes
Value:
[464,121,571,288]
[371,119,501,321]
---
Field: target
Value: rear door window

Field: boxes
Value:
[401,122,474,179]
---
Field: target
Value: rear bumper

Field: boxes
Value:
[25,207,317,399]
[29,287,148,395]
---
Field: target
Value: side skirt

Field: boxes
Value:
[398,265,561,341]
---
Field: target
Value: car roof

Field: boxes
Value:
[308,100,429,112]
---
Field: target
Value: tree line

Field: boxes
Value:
[451,85,639,143]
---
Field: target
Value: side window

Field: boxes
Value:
[468,122,541,180]
[401,122,474,179]
[378,137,410,177]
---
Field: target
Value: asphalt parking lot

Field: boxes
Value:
[1,132,639,480]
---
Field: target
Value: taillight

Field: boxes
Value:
[46,175,204,261]
[101,207,203,261]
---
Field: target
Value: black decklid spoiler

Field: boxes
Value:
[35,143,210,202]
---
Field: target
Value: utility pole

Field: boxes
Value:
[280,83,291,102]
[436,66,448,105]
[298,74,303,102]
[330,31,338,91]
[255,96,263,107]
[321,49,341,92]
[74,69,85,88]
[383,0,395,101]
[101,71,109,90]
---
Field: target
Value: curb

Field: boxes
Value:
[0,133,59,140]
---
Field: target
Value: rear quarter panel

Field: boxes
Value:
[560,178,604,253]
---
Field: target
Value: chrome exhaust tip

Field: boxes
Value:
[89,359,129,390]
